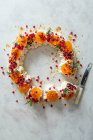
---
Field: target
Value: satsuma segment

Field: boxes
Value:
[49,34,60,45]
[18,82,31,93]
[60,59,73,75]
[35,32,46,43]
[62,91,75,100]
[16,35,27,46]
[64,40,72,52]
[46,90,59,101]
[29,87,43,100]
[9,71,21,83]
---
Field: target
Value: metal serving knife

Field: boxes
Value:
[75,63,92,104]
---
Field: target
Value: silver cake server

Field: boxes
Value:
[75,63,92,104]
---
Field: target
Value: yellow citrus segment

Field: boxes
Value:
[29,87,42,100]
[35,32,46,43]
[47,90,59,101]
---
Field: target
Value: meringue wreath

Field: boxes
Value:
[8,26,80,105]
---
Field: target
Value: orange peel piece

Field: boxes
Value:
[47,90,59,101]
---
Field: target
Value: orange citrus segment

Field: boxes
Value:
[18,83,31,93]
[35,32,46,43]
[11,47,21,60]
[16,35,27,46]
[61,60,73,75]
[62,92,75,100]
[65,40,72,52]
[9,71,21,83]
[49,34,60,45]
[29,87,42,100]
[47,90,59,101]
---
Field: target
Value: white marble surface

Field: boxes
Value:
[0,0,93,140]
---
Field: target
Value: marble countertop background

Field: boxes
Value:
[0,0,93,140]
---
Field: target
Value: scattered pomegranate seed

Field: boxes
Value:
[73,39,76,42]
[43,106,45,109]
[2,71,5,75]
[40,81,42,85]
[12,91,15,94]
[55,65,58,68]
[75,76,78,80]
[50,104,53,107]
[58,79,61,82]
[70,32,73,35]
[47,77,49,80]
[7,53,9,56]
[33,26,35,28]
[37,76,40,79]
[51,52,54,55]
[11,82,14,85]
[80,64,83,67]
[55,60,58,63]
[16,100,18,103]
[26,25,28,28]
[36,79,39,82]
[49,87,51,90]
[74,34,77,37]
[50,66,52,69]
[59,97,61,100]
[1,67,4,70]
[39,85,42,88]
[53,86,55,89]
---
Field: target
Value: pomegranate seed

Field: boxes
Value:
[74,34,77,37]
[12,91,15,94]
[47,77,49,80]
[2,71,5,75]
[55,65,58,68]
[73,39,76,42]
[55,60,58,63]
[58,79,61,82]
[49,87,51,90]
[40,81,42,85]
[36,79,39,82]
[50,66,52,69]
[16,100,18,103]
[53,86,55,89]
[70,32,73,35]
